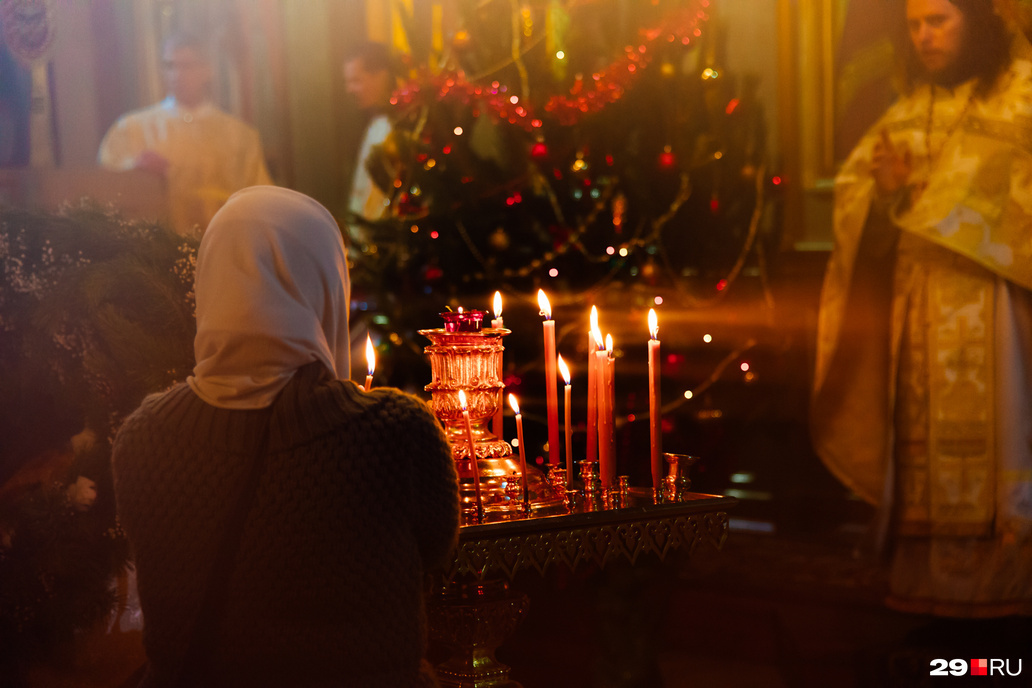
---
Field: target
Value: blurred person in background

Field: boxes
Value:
[812,0,1032,620]
[343,41,396,240]
[98,32,272,238]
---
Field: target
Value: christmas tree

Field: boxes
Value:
[348,0,780,392]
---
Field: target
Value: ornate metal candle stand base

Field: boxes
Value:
[426,578,528,688]
[421,315,566,524]
[429,451,736,686]
[456,454,566,523]
[661,453,699,502]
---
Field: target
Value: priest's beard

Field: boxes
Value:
[916,37,980,90]
[924,59,979,89]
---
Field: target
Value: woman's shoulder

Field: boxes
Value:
[119,382,193,431]
[294,369,442,437]
[111,383,196,464]
[353,385,440,427]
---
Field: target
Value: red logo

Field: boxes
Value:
[972,659,988,676]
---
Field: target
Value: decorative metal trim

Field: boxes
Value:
[447,511,730,581]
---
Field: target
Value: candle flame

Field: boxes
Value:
[365,334,376,375]
[537,289,551,320]
[558,355,571,385]
[508,393,520,415]
[457,306,463,313]
[589,306,603,349]
[606,334,614,355]
[648,308,659,340]
[458,389,468,411]
[493,291,503,318]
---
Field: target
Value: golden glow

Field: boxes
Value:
[590,306,602,349]
[508,393,520,415]
[493,291,503,318]
[558,355,571,385]
[605,334,613,355]
[365,334,375,376]
[537,289,551,319]
[648,308,658,339]
[458,389,468,411]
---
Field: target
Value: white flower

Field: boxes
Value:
[66,476,98,511]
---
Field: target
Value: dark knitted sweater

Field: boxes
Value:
[112,362,460,687]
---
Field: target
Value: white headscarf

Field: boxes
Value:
[187,186,350,409]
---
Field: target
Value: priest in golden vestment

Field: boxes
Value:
[98,33,272,237]
[813,0,1032,617]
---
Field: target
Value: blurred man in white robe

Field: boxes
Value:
[98,33,272,237]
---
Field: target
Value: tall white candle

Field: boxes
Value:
[648,309,662,493]
[538,290,559,467]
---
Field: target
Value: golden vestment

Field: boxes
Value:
[99,98,272,237]
[812,59,1032,616]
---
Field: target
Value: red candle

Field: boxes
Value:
[364,334,375,392]
[598,335,616,488]
[586,307,600,466]
[538,290,559,466]
[509,394,529,509]
[648,309,663,493]
[458,390,484,521]
[558,355,573,485]
[491,291,504,440]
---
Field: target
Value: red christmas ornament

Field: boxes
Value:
[396,192,422,215]
[531,141,549,159]
[658,148,676,168]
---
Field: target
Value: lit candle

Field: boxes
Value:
[558,355,573,485]
[491,291,504,329]
[458,389,484,522]
[598,334,616,488]
[648,308,663,494]
[508,393,529,510]
[491,291,504,441]
[586,307,600,467]
[364,334,375,392]
[538,289,560,466]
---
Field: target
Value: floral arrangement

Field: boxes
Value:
[0,200,197,668]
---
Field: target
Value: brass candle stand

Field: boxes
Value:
[420,311,567,523]
[428,487,735,688]
[418,311,733,688]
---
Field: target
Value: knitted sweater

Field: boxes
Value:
[112,362,459,687]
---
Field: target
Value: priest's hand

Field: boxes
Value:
[134,150,170,177]
[871,128,911,199]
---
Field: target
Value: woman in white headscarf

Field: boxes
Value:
[113,186,458,688]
